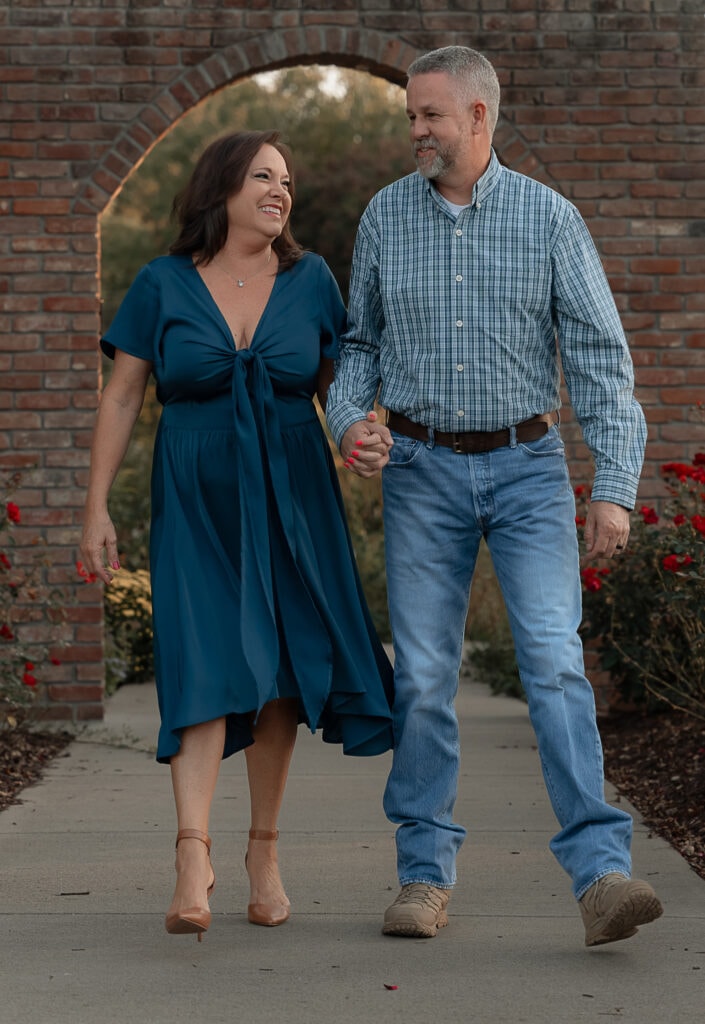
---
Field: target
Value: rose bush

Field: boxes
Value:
[578,453,705,716]
[0,475,65,729]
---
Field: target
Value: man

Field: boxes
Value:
[325,46,663,947]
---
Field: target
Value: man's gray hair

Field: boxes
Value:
[407,46,500,136]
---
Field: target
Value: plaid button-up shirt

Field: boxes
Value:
[326,150,646,508]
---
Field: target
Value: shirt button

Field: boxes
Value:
[455,274,463,282]
[455,228,462,237]
[455,320,463,327]
[456,364,464,372]
[457,410,465,418]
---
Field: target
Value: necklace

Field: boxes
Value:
[214,248,272,287]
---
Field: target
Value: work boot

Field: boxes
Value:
[579,873,663,947]
[382,883,450,938]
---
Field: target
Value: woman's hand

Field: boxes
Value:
[80,509,120,585]
[79,349,152,584]
[340,412,393,478]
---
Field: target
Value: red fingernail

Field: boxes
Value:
[350,450,360,458]
[112,561,120,570]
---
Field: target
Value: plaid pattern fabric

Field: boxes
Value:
[326,150,646,508]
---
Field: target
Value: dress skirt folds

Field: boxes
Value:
[102,253,394,762]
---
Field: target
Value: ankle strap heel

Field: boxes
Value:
[245,827,289,927]
[175,828,212,851]
[248,828,279,841]
[166,828,215,942]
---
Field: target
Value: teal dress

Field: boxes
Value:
[102,252,394,763]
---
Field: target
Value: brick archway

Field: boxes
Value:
[3,3,703,722]
[75,31,418,215]
[76,29,557,218]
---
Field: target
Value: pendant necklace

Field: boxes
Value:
[214,248,272,288]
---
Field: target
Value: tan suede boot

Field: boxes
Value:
[579,873,663,947]
[382,883,450,938]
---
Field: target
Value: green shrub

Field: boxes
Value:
[103,569,154,693]
[578,453,705,717]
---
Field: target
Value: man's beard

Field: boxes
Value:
[414,139,453,180]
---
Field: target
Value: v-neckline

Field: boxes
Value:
[187,255,280,352]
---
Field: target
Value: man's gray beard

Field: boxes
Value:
[415,149,449,180]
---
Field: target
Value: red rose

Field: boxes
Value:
[639,506,659,525]
[6,502,21,524]
[691,515,705,536]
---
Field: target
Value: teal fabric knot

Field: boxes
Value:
[232,349,333,726]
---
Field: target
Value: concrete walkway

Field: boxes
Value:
[1,678,703,1024]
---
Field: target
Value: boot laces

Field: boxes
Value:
[395,884,445,910]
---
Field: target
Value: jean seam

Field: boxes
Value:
[398,878,455,890]
[575,868,629,901]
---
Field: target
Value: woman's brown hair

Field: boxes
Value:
[169,130,304,270]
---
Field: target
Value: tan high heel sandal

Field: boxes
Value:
[245,828,290,927]
[165,828,215,942]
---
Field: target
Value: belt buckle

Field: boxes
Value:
[452,435,464,454]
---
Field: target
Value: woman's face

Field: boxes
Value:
[225,143,293,243]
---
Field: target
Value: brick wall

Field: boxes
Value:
[2,0,703,721]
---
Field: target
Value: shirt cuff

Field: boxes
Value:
[325,401,369,450]
[590,468,641,510]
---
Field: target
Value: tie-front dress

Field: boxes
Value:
[102,252,394,763]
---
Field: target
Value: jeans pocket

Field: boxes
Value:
[518,425,565,458]
[387,431,426,467]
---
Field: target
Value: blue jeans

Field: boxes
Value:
[381,424,633,899]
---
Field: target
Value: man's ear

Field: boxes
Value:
[470,101,488,134]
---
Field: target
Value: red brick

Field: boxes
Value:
[47,683,104,702]
[34,704,75,724]
[630,257,682,274]
[76,703,104,721]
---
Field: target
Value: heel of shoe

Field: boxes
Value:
[165,906,211,941]
[165,829,215,941]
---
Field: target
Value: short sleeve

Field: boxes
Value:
[317,258,347,361]
[101,264,160,363]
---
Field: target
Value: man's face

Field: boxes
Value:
[406,72,474,182]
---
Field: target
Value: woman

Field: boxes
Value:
[80,130,394,942]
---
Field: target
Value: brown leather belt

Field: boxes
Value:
[386,410,558,454]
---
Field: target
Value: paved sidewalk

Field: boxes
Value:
[1,678,703,1024]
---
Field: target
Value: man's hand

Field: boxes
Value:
[582,500,630,561]
[340,412,393,479]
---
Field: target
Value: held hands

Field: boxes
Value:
[340,411,394,479]
[79,511,121,585]
[582,500,630,562]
